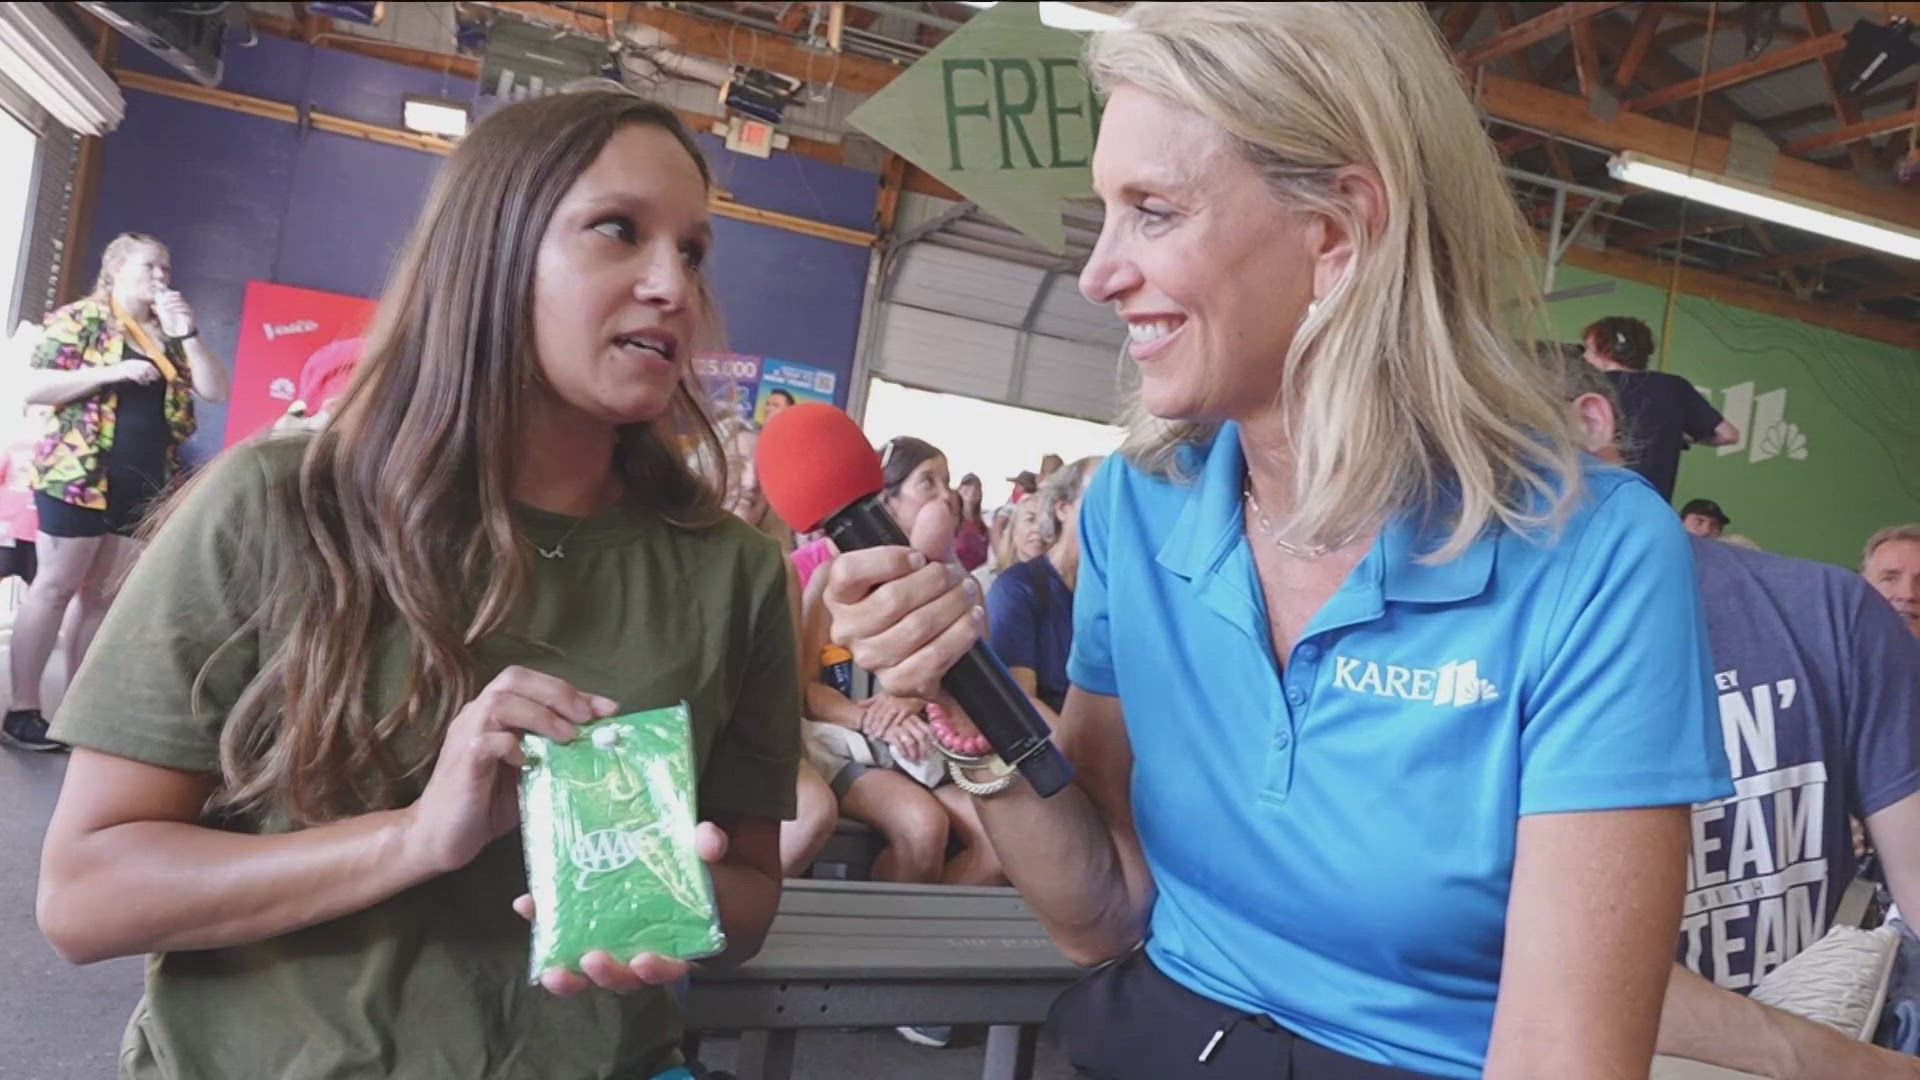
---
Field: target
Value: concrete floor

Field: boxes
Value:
[0,747,1077,1079]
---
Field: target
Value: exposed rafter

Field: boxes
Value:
[1626,32,1847,114]
[1613,5,1664,90]
[1831,274,1920,305]
[1784,106,1920,156]
[1477,73,1920,231]
[1732,243,1859,276]
[1800,1,1879,171]
[1458,1,1629,68]
[1614,213,1748,253]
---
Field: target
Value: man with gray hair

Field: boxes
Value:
[1864,525,1920,639]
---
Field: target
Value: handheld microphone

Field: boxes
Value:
[757,403,1074,798]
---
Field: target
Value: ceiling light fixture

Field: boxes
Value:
[1606,151,1920,261]
[956,2,1129,32]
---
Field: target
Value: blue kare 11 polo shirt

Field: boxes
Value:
[1067,424,1733,1079]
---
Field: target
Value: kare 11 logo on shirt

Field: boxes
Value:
[1332,656,1501,707]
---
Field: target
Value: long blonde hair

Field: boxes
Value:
[190,92,728,825]
[1089,2,1583,558]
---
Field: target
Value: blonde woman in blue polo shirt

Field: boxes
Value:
[822,5,1732,1079]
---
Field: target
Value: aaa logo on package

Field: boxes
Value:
[519,702,725,980]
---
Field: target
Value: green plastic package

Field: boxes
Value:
[519,702,724,982]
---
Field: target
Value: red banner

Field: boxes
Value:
[225,281,376,447]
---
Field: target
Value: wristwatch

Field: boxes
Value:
[164,327,199,345]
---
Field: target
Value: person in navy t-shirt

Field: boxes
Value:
[986,457,1100,715]
[1565,353,1920,1077]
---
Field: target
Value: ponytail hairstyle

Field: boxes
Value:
[1583,316,1656,371]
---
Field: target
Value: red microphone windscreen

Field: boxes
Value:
[756,402,885,534]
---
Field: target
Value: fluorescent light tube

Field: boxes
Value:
[957,2,1130,31]
[1607,151,1920,261]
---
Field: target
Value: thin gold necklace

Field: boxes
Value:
[1241,473,1356,559]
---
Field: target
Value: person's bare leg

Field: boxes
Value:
[8,534,105,712]
[779,759,839,877]
[838,769,949,883]
[935,783,1005,886]
[69,534,142,669]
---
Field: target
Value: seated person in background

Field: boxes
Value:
[954,473,989,571]
[1582,315,1738,503]
[986,457,1100,717]
[793,436,1001,888]
[1004,469,1038,506]
[718,415,794,553]
[778,562,836,878]
[1681,498,1730,540]
[1566,358,1920,1078]
[971,503,1017,597]
[1863,525,1920,639]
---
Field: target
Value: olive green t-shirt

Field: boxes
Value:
[51,437,800,1080]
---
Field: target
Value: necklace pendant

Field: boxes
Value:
[536,545,564,560]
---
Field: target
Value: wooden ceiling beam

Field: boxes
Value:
[1830,273,1920,305]
[1442,2,1486,48]
[1476,72,1920,231]
[1800,1,1879,170]
[1763,82,1917,128]
[1613,5,1664,90]
[1615,213,1748,252]
[1731,242,1860,276]
[1571,17,1603,98]
[481,1,906,93]
[247,10,480,78]
[1587,15,1746,133]
[1783,106,1920,155]
[1458,1,1629,68]
[1625,31,1847,114]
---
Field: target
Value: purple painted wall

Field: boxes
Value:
[90,31,875,461]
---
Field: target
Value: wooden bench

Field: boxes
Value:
[685,879,1083,1080]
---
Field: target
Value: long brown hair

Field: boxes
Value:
[202,92,727,825]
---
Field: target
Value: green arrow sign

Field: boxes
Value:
[848,2,1100,252]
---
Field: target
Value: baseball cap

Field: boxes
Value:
[1680,498,1730,526]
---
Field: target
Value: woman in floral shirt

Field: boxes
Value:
[1,233,229,751]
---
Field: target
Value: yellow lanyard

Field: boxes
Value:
[109,297,179,383]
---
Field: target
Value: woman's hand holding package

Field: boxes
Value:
[401,666,613,877]
[512,822,730,995]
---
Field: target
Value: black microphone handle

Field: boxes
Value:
[822,494,1074,798]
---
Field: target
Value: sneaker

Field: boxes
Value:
[1,709,66,752]
[895,1025,954,1048]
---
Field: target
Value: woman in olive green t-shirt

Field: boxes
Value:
[36,92,799,1080]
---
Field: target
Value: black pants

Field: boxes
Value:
[1048,949,1443,1080]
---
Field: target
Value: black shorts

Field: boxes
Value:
[1048,949,1442,1079]
[34,472,163,540]
[0,540,35,583]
